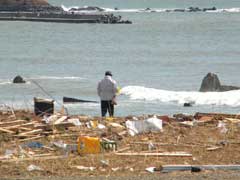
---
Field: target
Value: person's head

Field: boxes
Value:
[105,71,112,76]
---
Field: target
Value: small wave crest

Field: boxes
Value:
[61,5,240,13]
[121,86,240,107]
[28,76,84,80]
[0,81,11,85]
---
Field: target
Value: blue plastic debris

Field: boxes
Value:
[22,142,43,148]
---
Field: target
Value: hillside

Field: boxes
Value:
[0,0,49,6]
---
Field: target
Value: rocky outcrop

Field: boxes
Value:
[199,73,240,92]
[13,75,26,83]
[0,0,49,6]
[0,0,57,12]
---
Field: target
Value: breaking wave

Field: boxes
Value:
[0,81,11,85]
[61,5,240,13]
[121,86,240,107]
[28,76,84,80]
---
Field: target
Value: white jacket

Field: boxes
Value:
[97,75,117,101]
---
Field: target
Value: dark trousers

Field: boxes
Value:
[101,100,114,117]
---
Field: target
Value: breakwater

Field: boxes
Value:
[0,11,132,24]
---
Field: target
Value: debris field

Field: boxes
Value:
[1,108,240,178]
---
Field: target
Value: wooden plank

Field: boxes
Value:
[115,152,192,157]
[0,155,66,163]
[195,112,240,119]
[0,127,15,134]
[0,120,27,127]
[130,142,206,148]
[18,135,44,142]
[116,146,130,153]
[54,116,68,125]
[224,118,240,123]
[18,129,43,136]
[4,123,34,130]
[14,134,36,138]
[32,153,54,157]
[206,146,222,151]
[19,127,33,131]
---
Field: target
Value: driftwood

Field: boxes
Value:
[54,116,68,124]
[115,152,192,157]
[0,155,66,163]
[0,120,27,126]
[130,142,208,148]
[18,129,43,136]
[0,127,15,134]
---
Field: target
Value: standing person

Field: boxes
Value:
[97,71,118,117]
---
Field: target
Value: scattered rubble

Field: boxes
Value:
[0,107,240,177]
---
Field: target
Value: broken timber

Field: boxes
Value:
[0,155,66,163]
[0,127,15,134]
[115,152,192,157]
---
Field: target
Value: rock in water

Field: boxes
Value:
[199,73,240,92]
[13,75,26,83]
[199,73,221,92]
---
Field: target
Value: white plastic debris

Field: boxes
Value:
[111,167,120,172]
[126,115,163,136]
[27,164,43,171]
[109,122,125,129]
[53,141,67,149]
[217,121,228,134]
[97,124,106,129]
[68,118,82,126]
[73,166,95,171]
[148,142,155,151]
[42,114,58,124]
[86,122,92,129]
[4,149,15,159]
[145,167,156,173]
[100,160,109,167]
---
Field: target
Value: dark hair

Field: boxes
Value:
[105,71,112,76]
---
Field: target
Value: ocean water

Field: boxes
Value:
[1,0,240,116]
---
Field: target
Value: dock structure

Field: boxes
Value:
[0,0,132,24]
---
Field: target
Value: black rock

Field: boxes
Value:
[184,102,192,107]
[199,73,221,92]
[191,167,201,172]
[13,75,26,83]
[199,73,240,92]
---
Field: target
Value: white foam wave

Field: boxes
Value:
[29,76,84,80]
[61,5,79,12]
[0,81,11,85]
[121,86,240,107]
[61,5,240,13]
[223,8,240,13]
[206,8,240,13]
[0,79,31,85]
